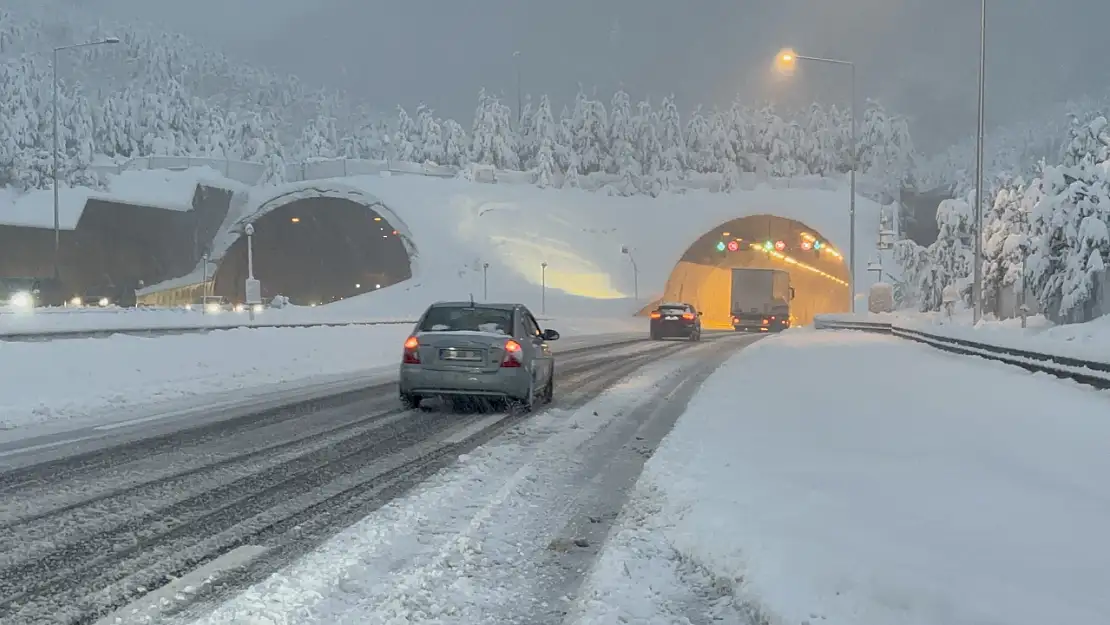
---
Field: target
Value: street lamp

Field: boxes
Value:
[541,262,548,314]
[972,0,987,323]
[243,223,262,321]
[621,245,638,301]
[482,262,490,300]
[52,36,120,281]
[775,47,858,313]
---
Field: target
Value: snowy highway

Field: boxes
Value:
[0,332,759,625]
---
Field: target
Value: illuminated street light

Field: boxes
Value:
[774,46,857,312]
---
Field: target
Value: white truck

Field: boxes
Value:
[730,268,794,332]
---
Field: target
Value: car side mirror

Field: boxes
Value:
[697,311,703,316]
[542,328,560,341]
[789,287,796,301]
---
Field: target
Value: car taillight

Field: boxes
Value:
[681,312,695,320]
[649,311,661,319]
[402,336,420,363]
[501,339,523,367]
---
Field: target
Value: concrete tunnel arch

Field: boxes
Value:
[650,214,852,328]
[213,187,418,306]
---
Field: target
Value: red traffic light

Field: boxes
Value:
[801,240,812,251]
[726,240,740,252]
[774,240,786,251]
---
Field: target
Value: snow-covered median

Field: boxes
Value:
[568,329,1110,625]
[0,316,645,434]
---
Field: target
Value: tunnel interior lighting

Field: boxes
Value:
[722,231,730,237]
[374,216,382,222]
[290,217,300,223]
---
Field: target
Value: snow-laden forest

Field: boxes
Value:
[0,6,918,196]
[896,113,1110,323]
[3,4,1110,324]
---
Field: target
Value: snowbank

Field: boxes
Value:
[821,308,1110,364]
[570,330,1110,625]
[0,166,244,229]
[0,316,645,433]
[227,174,881,319]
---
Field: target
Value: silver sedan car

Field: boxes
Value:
[398,301,560,410]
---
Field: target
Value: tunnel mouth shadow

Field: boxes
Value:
[653,214,851,327]
[213,197,412,306]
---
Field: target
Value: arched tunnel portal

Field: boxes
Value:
[213,197,413,306]
[653,214,851,328]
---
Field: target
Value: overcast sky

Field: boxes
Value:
[84,0,1110,152]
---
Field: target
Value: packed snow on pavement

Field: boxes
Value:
[179,347,721,625]
[0,316,646,434]
[568,329,1110,625]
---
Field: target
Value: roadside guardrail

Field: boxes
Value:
[813,315,1110,390]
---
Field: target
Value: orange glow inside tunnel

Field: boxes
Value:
[650,216,852,329]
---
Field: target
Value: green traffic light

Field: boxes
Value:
[763,241,773,250]
[716,241,726,251]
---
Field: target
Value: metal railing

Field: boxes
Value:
[813,315,1110,390]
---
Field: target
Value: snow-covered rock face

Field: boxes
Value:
[236,175,881,318]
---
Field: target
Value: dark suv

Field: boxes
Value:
[649,302,702,341]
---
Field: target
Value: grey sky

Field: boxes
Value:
[84,0,1110,153]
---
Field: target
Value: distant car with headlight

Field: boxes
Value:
[398,301,560,411]
[0,277,43,310]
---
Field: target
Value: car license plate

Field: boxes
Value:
[664,315,679,320]
[440,348,482,361]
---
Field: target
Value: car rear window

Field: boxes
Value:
[658,307,688,315]
[420,306,513,335]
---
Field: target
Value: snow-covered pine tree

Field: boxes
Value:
[1059,114,1110,167]
[657,95,687,176]
[606,90,634,175]
[441,118,468,167]
[982,178,1030,313]
[683,107,713,173]
[918,197,975,311]
[416,106,444,165]
[394,105,419,163]
[634,99,664,195]
[517,96,537,168]
[565,89,607,174]
[1027,161,1110,321]
[534,136,556,189]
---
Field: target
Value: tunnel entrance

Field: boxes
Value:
[213,197,413,306]
[654,215,851,328]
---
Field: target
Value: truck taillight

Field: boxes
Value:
[761,318,769,325]
[732,317,739,324]
[402,336,420,364]
[501,340,523,367]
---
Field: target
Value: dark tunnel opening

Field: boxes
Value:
[213,197,413,306]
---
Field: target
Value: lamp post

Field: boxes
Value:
[52,36,120,281]
[621,245,638,301]
[776,48,857,313]
[244,223,260,323]
[541,262,548,314]
[482,262,489,300]
[972,0,987,323]
[512,51,523,128]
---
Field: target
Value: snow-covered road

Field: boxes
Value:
[570,329,1110,625]
[166,333,759,625]
[0,332,758,625]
